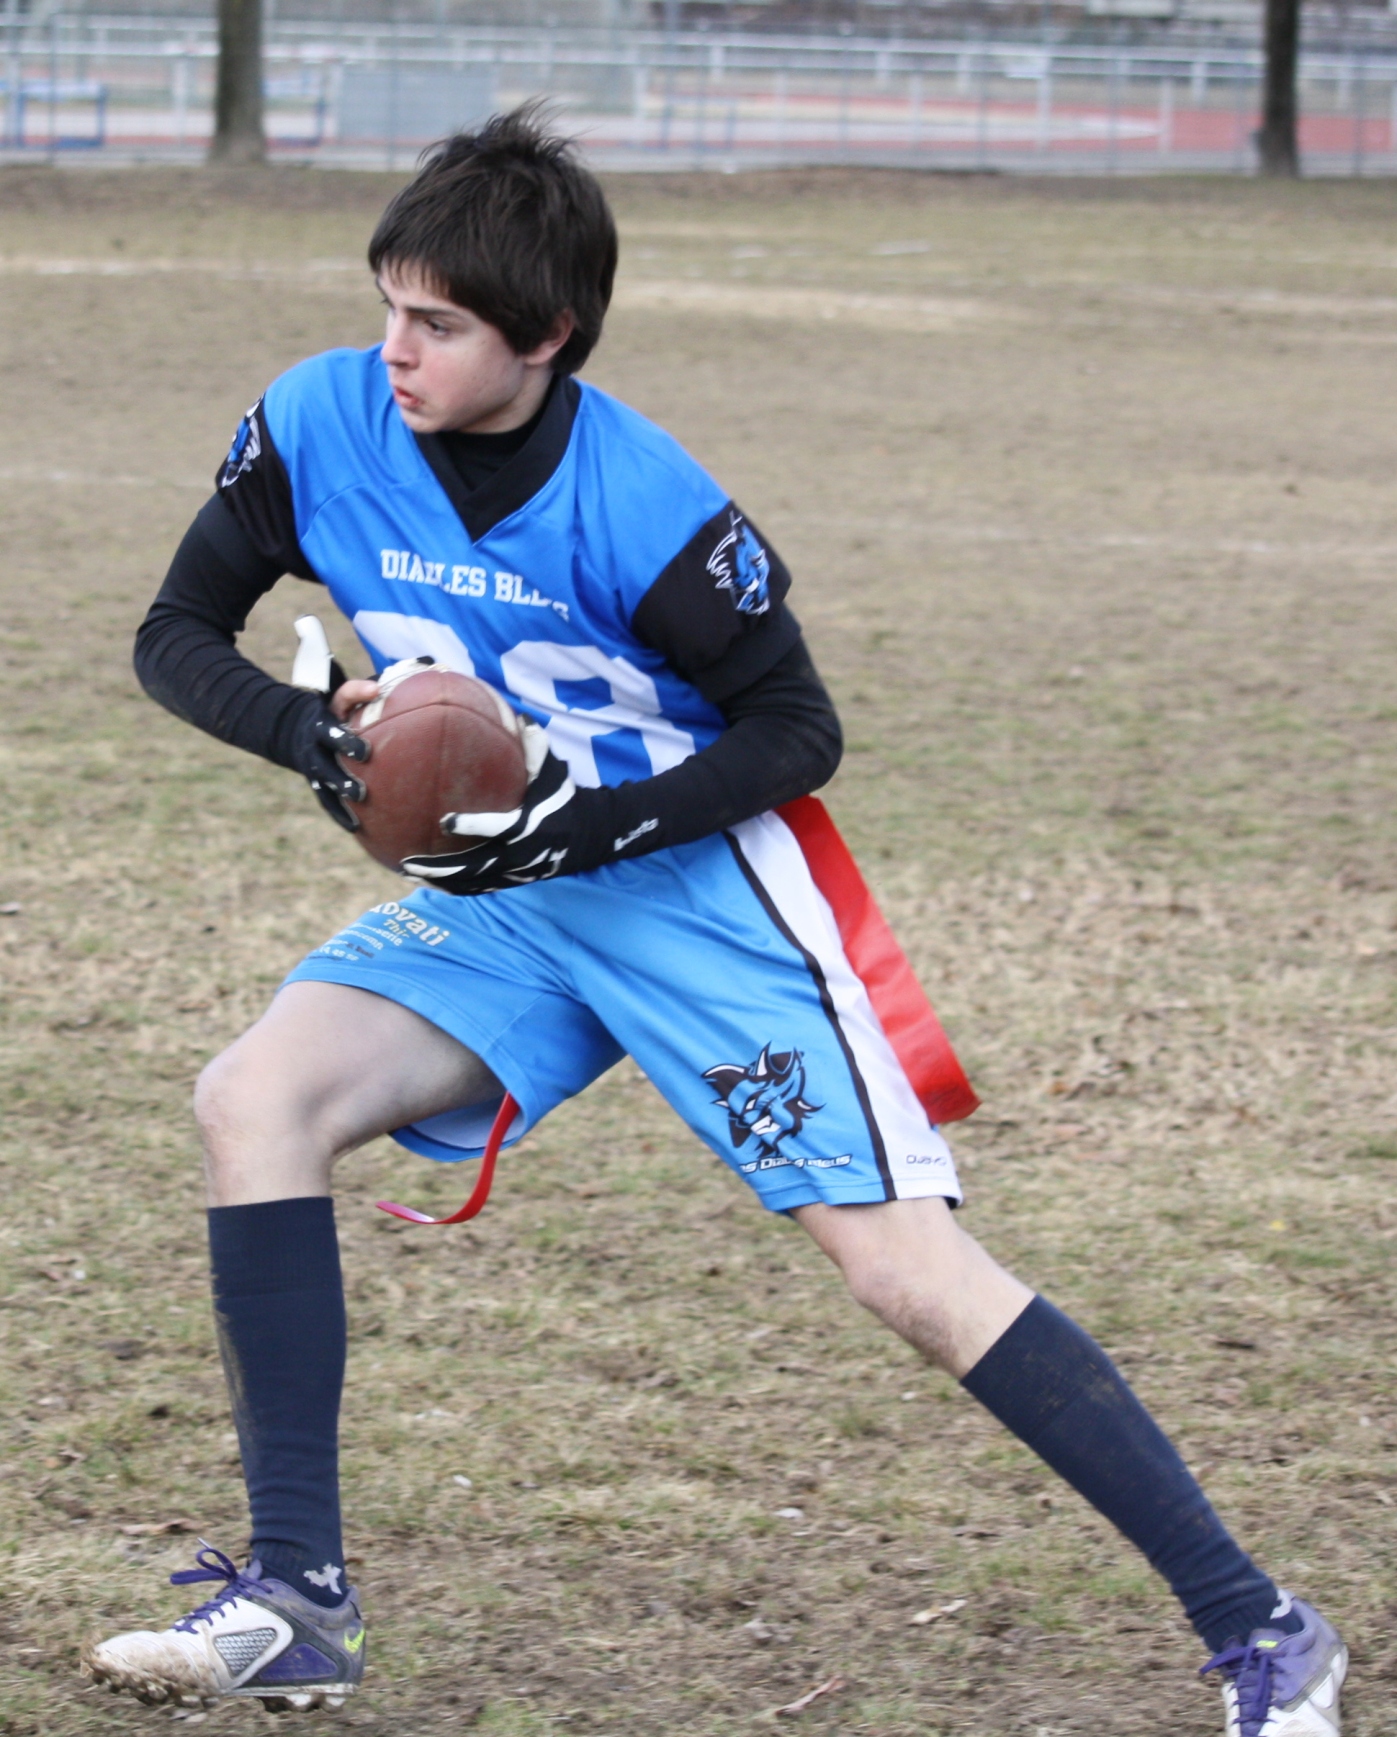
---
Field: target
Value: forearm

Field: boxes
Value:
[543,640,844,872]
[134,498,322,771]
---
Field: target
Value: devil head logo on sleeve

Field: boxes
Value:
[705,511,771,616]
[220,399,263,489]
[702,1045,821,1160]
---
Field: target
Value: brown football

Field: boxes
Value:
[342,665,529,872]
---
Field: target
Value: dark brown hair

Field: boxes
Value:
[367,104,617,376]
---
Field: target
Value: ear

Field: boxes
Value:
[520,312,575,369]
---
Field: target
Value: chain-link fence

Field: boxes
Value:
[3,16,1395,172]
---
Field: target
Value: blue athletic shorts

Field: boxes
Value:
[283,811,961,1214]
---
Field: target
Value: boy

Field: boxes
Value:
[84,112,1346,1735]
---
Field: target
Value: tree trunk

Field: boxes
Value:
[1258,0,1300,176]
[210,0,265,165]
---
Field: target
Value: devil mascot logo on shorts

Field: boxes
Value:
[702,1045,821,1161]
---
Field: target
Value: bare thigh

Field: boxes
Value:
[195,981,501,1206]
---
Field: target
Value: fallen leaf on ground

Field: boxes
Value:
[774,1675,847,1717]
[908,1598,968,1625]
[119,1518,198,1535]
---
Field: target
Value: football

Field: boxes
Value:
[343,663,529,872]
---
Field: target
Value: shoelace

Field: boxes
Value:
[1200,1638,1277,1737]
[168,1544,274,1634]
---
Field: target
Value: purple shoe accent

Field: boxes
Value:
[253,1642,336,1683]
[169,1546,277,1634]
[1201,1599,1340,1737]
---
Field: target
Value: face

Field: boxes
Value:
[377,263,571,435]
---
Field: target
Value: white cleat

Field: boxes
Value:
[81,1545,364,1710]
[1202,1594,1346,1737]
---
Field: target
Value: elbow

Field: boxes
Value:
[132,609,169,705]
[811,711,843,790]
[132,616,155,697]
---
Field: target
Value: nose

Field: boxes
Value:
[381,310,415,369]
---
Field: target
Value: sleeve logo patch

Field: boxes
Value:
[706,510,771,617]
[219,399,263,489]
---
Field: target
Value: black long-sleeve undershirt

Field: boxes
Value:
[134,497,843,866]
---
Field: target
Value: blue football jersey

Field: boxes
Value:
[218,347,796,791]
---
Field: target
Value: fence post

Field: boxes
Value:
[47,7,56,161]
[387,17,399,173]
[660,60,674,154]
[909,67,921,151]
[1232,55,1247,171]
[838,42,851,157]
[1390,75,1397,168]
[1107,52,1120,173]
[976,45,989,168]
[1036,52,1052,153]
[11,12,22,152]
[1158,72,1172,154]
[1351,54,1364,176]
[694,53,708,155]
[176,44,192,145]
[774,66,786,151]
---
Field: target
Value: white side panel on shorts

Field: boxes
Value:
[729,811,962,1205]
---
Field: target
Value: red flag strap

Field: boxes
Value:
[376,1091,519,1226]
[774,797,979,1125]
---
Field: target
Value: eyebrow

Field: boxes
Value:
[376,279,468,322]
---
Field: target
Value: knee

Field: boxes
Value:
[799,1198,988,1367]
[840,1247,950,1336]
[193,1045,252,1158]
[194,1038,303,1162]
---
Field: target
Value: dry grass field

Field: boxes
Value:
[1,164,1395,1736]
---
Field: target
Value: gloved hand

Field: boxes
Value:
[290,700,370,832]
[402,722,598,893]
[287,613,370,831]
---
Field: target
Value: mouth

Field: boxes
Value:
[392,385,424,412]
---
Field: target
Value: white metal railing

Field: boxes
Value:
[2,16,1394,172]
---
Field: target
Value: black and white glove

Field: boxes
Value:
[290,702,370,832]
[402,722,604,894]
[287,614,367,831]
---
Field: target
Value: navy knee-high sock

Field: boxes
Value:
[208,1197,347,1609]
[961,1296,1293,1653]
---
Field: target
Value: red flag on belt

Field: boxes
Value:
[775,796,979,1125]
